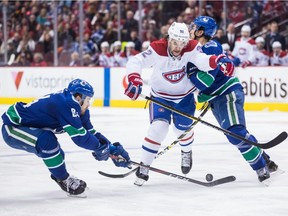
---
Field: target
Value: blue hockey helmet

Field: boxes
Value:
[68,79,94,98]
[190,16,217,38]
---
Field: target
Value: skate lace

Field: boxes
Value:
[64,176,81,192]
[181,151,191,167]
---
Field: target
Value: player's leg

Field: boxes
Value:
[135,97,171,186]
[36,130,87,194]
[172,93,196,174]
[1,125,86,195]
[210,89,276,182]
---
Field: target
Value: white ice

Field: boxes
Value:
[0,105,288,216]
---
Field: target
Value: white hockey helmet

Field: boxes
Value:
[114,41,121,47]
[168,22,189,44]
[126,41,135,48]
[272,41,282,48]
[255,36,265,43]
[101,41,109,48]
[241,25,251,33]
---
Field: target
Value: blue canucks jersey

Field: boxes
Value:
[2,89,100,151]
[189,40,242,102]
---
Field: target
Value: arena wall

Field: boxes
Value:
[0,66,287,111]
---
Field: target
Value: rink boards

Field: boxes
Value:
[0,66,287,111]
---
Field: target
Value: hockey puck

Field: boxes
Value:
[205,173,213,182]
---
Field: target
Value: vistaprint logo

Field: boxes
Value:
[11,71,24,90]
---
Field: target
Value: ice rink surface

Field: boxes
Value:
[0,105,288,216]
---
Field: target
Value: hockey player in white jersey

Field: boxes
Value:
[124,22,232,186]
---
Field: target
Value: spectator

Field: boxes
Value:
[30,52,48,66]
[265,21,286,52]
[270,41,288,66]
[228,3,245,24]
[214,28,227,44]
[253,36,269,66]
[222,43,241,67]
[244,5,259,29]
[118,41,139,66]
[183,7,195,25]
[83,53,95,67]
[15,51,31,66]
[203,5,221,25]
[69,51,80,66]
[121,10,138,41]
[16,33,36,54]
[112,41,122,66]
[82,32,97,55]
[232,25,256,68]
[102,20,118,45]
[36,8,48,26]
[160,24,169,38]
[223,23,237,51]
[141,41,150,51]
[148,19,161,39]
[129,29,142,52]
[98,41,114,67]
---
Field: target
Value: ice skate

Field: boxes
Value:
[265,158,278,173]
[51,175,87,197]
[256,166,271,186]
[134,163,149,186]
[181,150,192,175]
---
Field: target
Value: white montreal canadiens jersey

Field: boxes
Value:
[126,38,215,102]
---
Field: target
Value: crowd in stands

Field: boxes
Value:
[0,0,287,67]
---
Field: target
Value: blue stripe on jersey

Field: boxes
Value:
[142,145,158,154]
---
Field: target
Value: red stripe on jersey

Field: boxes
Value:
[145,137,161,145]
[181,132,194,142]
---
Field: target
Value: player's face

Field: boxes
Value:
[168,39,187,57]
[241,31,250,38]
[81,96,92,115]
[273,47,281,55]
[256,42,264,50]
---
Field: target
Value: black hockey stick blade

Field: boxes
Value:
[131,161,236,187]
[259,131,288,149]
[98,168,137,178]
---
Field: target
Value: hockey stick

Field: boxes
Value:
[130,161,236,187]
[98,103,210,178]
[155,102,209,159]
[140,94,287,149]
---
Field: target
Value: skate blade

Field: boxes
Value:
[134,178,146,187]
[67,192,87,198]
[271,169,285,175]
[260,178,272,187]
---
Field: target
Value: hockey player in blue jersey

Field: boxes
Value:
[186,16,278,183]
[1,78,131,196]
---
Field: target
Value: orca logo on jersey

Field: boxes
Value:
[162,67,186,83]
[71,108,79,118]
